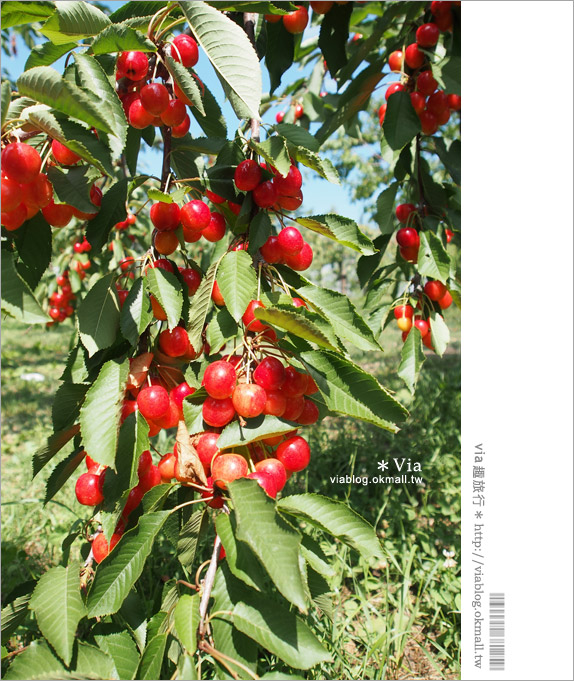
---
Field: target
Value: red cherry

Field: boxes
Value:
[117,51,149,81]
[75,472,105,506]
[196,432,220,471]
[255,458,287,493]
[283,366,308,398]
[385,82,405,100]
[414,317,430,337]
[394,305,414,320]
[1,143,42,183]
[260,235,283,263]
[378,103,387,126]
[430,1,452,15]
[297,399,319,425]
[137,385,170,420]
[202,212,226,242]
[150,201,180,231]
[445,228,454,243]
[158,451,177,481]
[283,242,313,271]
[171,382,195,409]
[203,396,236,428]
[438,290,453,309]
[203,360,237,399]
[42,200,73,227]
[282,395,305,421]
[1,203,27,231]
[436,107,451,126]
[304,375,318,395]
[51,139,81,166]
[171,34,199,68]
[227,201,241,215]
[410,91,426,114]
[137,449,153,478]
[211,453,248,489]
[242,300,267,333]
[396,227,420,249]
[417,70,438,95]
[424,280,447,301]
[121,398,137,422]
[232,383,267,418]
[434,11,453,32]
[275,111,285,123]
[247,471,278,498]
[1,177,22,212]
[405,43,425,70]
[294,103,304,119]
[200,476,224,508]
[427,90,449,116]
[396,203,416,224]
[234,160,261,192]
[92,533,110,563]
[278,226,304,255]
[263,389,287,417]
[138,464,161,492]
[159,327,190,357]
[205,190,225,204]
[140,83,170,116]
[447,94,461,111]
[253,357,285,390]
[273,165,302,198]
[181,200,211,231]
[122,486,144,517]
[180,267,201,295]
[388,50,403,72]
[419,110,438,135]
[171,114,191,138]
[416,23,440,48]
[276,435,310,472]
[147,258,175,274]
[128,98,155,129]
[310,1,334,14]
[265,13,282,22]
[154,230,178,255]
[253,180,278,209]
[160,99,187,127]
[283,5,308,34]
[211,281,225,306]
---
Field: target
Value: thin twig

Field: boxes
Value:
[198,535,222,638]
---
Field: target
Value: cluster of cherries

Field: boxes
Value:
[275,102,304,124]
[47,270,75,324]
[117,36,200,138]
[379,1,461,135]
[394,201,453,264]
[234,159,304,213]
[265,4,308,34]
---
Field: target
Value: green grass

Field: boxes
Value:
[1,317,460,679]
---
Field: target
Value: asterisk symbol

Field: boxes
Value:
[377,460,389,471]
[475,511,483,518]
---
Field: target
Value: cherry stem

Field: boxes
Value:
[198,535,222,639]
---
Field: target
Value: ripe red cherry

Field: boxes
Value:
[253,357,285,390]
[427,90,448,116]
[310,1,334,14]
[283,5,308,34]
[158,451,177,481]
[2,143,42,183]
[431,1,452,15]
[171,382,195,409]
[297,399,319,425]
[414,317,430,337]
[424,280,447,301]
[51,139,81,165]
[405,43,425,69]
[292,298,307,308]
[283,242,313,271]
[385,82,405,100]
[388,50,403,72]
[247,470,278,498]
[154,230,178,255]
[196,432,220,470]
[396,203,416,224]
[445,228,454,243]
[234,160,261,191]
[205,190,225,205]
[434,10,453,31]
[255,458,287,493]
[203,396,236,427]
[92,532,116,564]
[378,103,387,126]
[140,83,170,115]
[447,94,461,110]
[203,360,237,399]
[211,453,248,489]
[232,383,267,418]
[137,449,153,477]
[75,472,105,506]
[202,212,226,242]
[128,99,155,129]
[294,103,304,119]
[438,290,453,309]
[211,281,225,306]
[171,34,199,67]
[242,300,267,333]
[253,180,278,209]
[1,203,27,231]
[282,395,305,421]
[276,435,311,472]
[417,70,438,95]
[265,13,282,22]
[154,395,182,430]
[283,366,308,398]
[159,327,189,357]
[117,51,149,81]
[396,227,420,249]
[171,113,191,138]
[277,189,303,211]
[137,385,170,420]
[419,110,438,135]
[278,226,304,255]
[147,258,175,274]
[416,23,440,48]
[410,92,426,114]
[181,200,211,232]
[42,200,73,227]
[260,235,283,263]
[436,107,451,126]
[138,464,161,492]
[275,111,285,123]
[400,246,419,263]
[150,201,180,231]
[1,177,22,212]
[180,267,201,295]
[200,476,224,508]
[394,304,414,320]
[273,165,302,197]
[263,389,287,417]
[160,99,187,127]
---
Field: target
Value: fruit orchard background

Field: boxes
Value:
[1,2,460,680]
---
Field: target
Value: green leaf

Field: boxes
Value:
[17,67,116,135]
[94,631,140,681]
[46,165,99,213]
[79,359,128,468]
[290,146,340,184]
[397,328,426,394]
[145,267,183,330]
[417,231,451,284]
[375,182,399,234]
[255,305,341,351]
[165,56,205,117]
[247,210,272,256]
[295,214,375,255]
[433,137,461,185]
[227,479,307,611]
[136,634,167,681]
[1,80,11,129]
[216,513,268,590]
[86,179,128,251]
[77,273,120,356]
[120,277,153,345]
[217,414,296,449]
[188,81,227,139]
[265,19,294,94]
[188,259,221,352]
[205,307,237,354]
[299,350,407,431]
[91,21,157,54]
[250,137,291,177]
[216,251,257,323]
[1,250,49,324]
[40,1,110,44]
[318,1,352,75]
[173,594,200,656]
[116,411,150,494]
[13,213,52,290]
[25,41,77,70]
[32,424,80,477]
[300,534,336,580]
[429,311,450,357]
[297,285,381,351]
[108,1,166,23]
[3,640,67,680]
[177,507,207,571]
[180,2,261,119]
[1,590,32,646]
[44,448,85,504]
[383,91,421,150]
[273,123,320,152]
[0,1,55,29]
[74,641,116,680]
[52,382,89,431]
[279,494,384,560]
[87,511,170,617]
[29,564,86,665]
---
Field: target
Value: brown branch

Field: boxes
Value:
[160,124,172,189]
[198,534,222,639]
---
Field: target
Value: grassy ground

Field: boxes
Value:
[1,315,460,680]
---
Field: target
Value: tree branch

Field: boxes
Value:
[198,534,222,639]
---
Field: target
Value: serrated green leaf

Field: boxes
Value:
[318,1,352,75]
[295,214,375,255]
[299,350,407,431]
[250,136,291,177]
[177,507,207,571]
[52,382,89,431]
[1,81,11,128]
[1,250,49,324]
[297,285,381,351]
[429,311,450,357]
[46,165,99,212]
[417,231,451,284]
[188,81,227,139]
[40,1,110,44]
[120,277,153,345]
[290,146,340,184]
[116,411,150,494]
[2,640,68,680]
[74,641,116,680]
[265,18,294,94]
[433,137,461,185]
[136,633,167,680]
[0,1,55,29]
[94,631,140,681]
[216,513,268,591]
[279,494,384,560]
[32,424,80,477]
[87,511,170,617]
[91,21,157,54]
[29,564,86,665]
[383,90,421,150]
[145,267,183,330]
[300,534,336,580]
[173,594,200,656]
[205,307,237,354]
[255,305,340,351]
[247,210,272,256]
[25,41,77,69]
[44,447,85,504]
[217,414,297,449]
[79,359,128,468]
[397,328,426,394]
[274,123,320,152]
[1,589,33,646]
[165,55,205,117]
[216,251,257,323]
[375,182,400,234]
[77,273,120,356]
[180,2,261,119]
[188,259,221,351]
[86,179,128,250]
[227,479,307,611]
[12,213,52,290]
